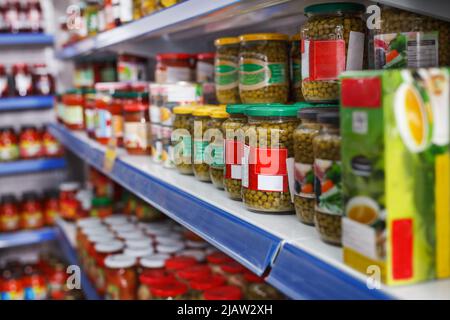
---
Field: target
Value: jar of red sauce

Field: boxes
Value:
[20,191,44,230]
[104,254,137,300]
[196,52,215,83]
[47,262,67,300]
[59,182,80,221]
[95,91,124,145]
[32,64,54,96]
[84,89,97,139]
[12,63,33,97]
[206,251,234,274]
[155,53,194,83]
[189,274,227,299]
[137,269,176,300]
[92,171,114,198]
[165,256,197,273]
[0,127,19,162]
[62,89,84,130]
[204,285,242,300]
[23,265,47,300]
[0,194,20,232]
[75,218,103,261]
[19,125,42,159]
[123,92,152,155]
[86,233,117,281]
[0,270,24,300]
[42,126,63,157]
[90,197,113,218]
[0,64,9,97]
[80,226,112,270]
[43,189,59,226]
[94,241,124,296]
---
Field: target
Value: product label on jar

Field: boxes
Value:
[152,139,163,163]
[22,211,43,228]
[65,105,84,125]
[118,61,146,82]
[215,56,239,90]
[96,109,113,139]
[124,122,151,149]
[239,58,287,90]
[206,142,224,168]
[44,209,58,225]
[197,61,214,82]
[225,139,243,180]
[313,158,342,215]
[20,140,42,158]
[0,214,20,231]
[193,139,208,164]
[172,133,192,165]
[112,115,123,138]
[374,32,439,69]
[15,73,32,96]
[85,109,96,132]
[294,162,315,198]
[60,199,79,219]
[241,145,289,192]
[166,66,192,83]
[0,144,19,161]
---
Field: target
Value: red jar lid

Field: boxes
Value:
[139,270,175,287]
[197,52,215,60]
[150,281,188,298]
[157,53,193,60]
[206,252,233,265]
[244,272,265,283]
[165,256,197,271]
[175,264,211,281]
[204,285,242,300]
[12,63,28,71]
[220,261,245,274]
[189,274,226,291]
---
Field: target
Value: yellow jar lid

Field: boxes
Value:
[210,110,229,119]
[239,33,289,42]
[192,107,213,117]
[215,37,240,46]
[173,105,195,115]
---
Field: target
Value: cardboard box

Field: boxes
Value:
[340,68,450,285]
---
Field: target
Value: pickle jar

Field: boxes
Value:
[372,6,450,69]
[123,92,152,155]
[293,105,337,225]
[192,107,213,182]
[312,111,342,246]
[239,33,289,104]
[214,37,241,104]
[172,105,195,175]
[241,105,300,213]
[207,110,229,189]
[104,254,137,300]
[301,2,366,102]
[290,34,304,102]
[223,104,247,200]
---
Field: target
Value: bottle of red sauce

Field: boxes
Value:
[20,191,44,230]
[0,194,20,232]
[13,63,33,97]
[32,64,54,96]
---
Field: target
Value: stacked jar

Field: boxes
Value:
[214,37,241,104]
[192,107,213,182]
[123,92,152,155]
[207,110,229,189]
[95,88,125,146]
[62,89,84,130]
[172,105,195,175]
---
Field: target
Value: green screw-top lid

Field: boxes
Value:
[66,88,84,94]
[245,104,300,117]
[112,91,148,99]
[226,104,248,114]
[304,2,366,15]
[92,197,112,207]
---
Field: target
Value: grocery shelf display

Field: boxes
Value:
[1,0,449,305]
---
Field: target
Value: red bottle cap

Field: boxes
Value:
[206,252,233,265]
[219,261,245,274]
[189,274,226,291]
[165,256,197,271]
[197,52,215,60]
[157,53,193,60]
[139,270,175,287]
[175,264,211,281]
[150,281,188,298]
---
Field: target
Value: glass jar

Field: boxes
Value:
[219,261,246,289]
[87,233,117,280]
[42,126,63,157]
[90,197,113,218]
[192,107,213,182]
[104,254,137,300]
[0,270,24,300]
[119,0,133,25]
[0,194,20,232]
[301,2,366,102]
[22,266,47,300]
[94,241,125,296]
[290,34,304,102]
[204,285,242,300]
[59,182,80,221]
[372,6,450,69]
[139,253,170,273]
[214,37,241,104]
[43,189,59,226]
[32,64,54,96]
[0,64,9,97]
[241,105,300,213]
[85,0,100,36]
[165,256,197,273]
[63,89,85,130]
[312,111,342,246]
[243,272,283,300]
[189,274,226,299]
[150,281,189,300]
[239,34,289,104]
[157,0,180,10]
[172,105,195,175]
[223,104,247,200]
[95,91,123,145]
[196,52,215,83]
[123,92,152,155]
[12,63,33,97]
[293,106,336,225]
[20,192,44,230]
[135,199,164,222]
[84,89,97,139]
[207,110,229,189]
[141,0,157,16]
[0,127,19,162]
[155,53,194,83]
[175,264,212,284]
[206,252,233,274]
[137,270,176,300]
[19,125,42,159]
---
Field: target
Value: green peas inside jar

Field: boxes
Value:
[207,110,229,189]
[301,2,366,103]
[172,105,195,175]
[223,104,248,201]
[215,37,241,105]
[192,107,214,182]
[239,33,290,104]
[312,111,342,246]
[241,105,300,213]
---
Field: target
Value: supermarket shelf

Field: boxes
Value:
[0,228,57,249]
[0,33,54,46]
[48,123,450,300]
[0,158,67,176]
[0,96,54,112]
[55,218,101,300]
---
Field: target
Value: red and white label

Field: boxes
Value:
[225,139,243,180]
[241,145,289,192]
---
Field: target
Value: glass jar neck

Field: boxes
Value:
[248,116,297,124]
[320,123,340,134]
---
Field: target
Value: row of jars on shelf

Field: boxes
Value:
[0,125,63,162]
[76,215,283,300]
[0,0,44,34]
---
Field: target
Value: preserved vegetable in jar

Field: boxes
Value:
[85,0,100,36]
[104,254,137,300]
[157,0,180,10]
[94,241,124,296]
[208,110,229,189]
[196,52,215,83]
[192,108,213,182]
[141,0,157,16]
[189,274,226,300]
[135,199,164,222]
[312,112,342,245]
[290,34,304,102]
[150,281,188,300]
[219,261,246,289]
[22,265,47,300]
[84,89,97,139]
[19,126,42,159]
[172,105,195,175]
[59,182,80,221]
[90,197,113,218]
[43,189,59,226]
[12,63,33,97]
[0,194,20,232]
[0,127,19,162]
[123,92,151,155]
[95,91,124,145]
[215,37,240,104]
[373,6,450,69]
[241,105,299,213]
[137,269,176,300]
[223,104,247,200]
[20,192,44,230]
[175,264,211,283]
[0,270,24,300]
[243,272,283,300]
[42,126,63,157]
[239,34,289,104]
[206,252,233,274]
[155,53,194,83]
[301,3,366,102]
[63,89,85,130]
